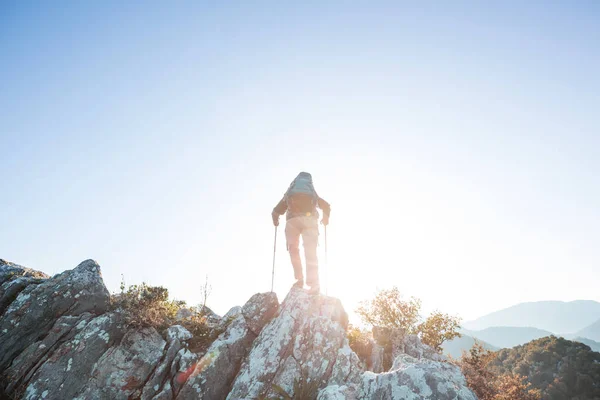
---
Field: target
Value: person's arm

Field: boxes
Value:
[271,197,287,226]
[317,197,331,225]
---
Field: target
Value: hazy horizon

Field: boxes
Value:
[2,2,599,322]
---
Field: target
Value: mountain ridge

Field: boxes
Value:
[0,259,477,400]
[463,300,600,334]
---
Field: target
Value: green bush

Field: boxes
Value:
[356,286,461,352]
[110,282,184,331]
[347,324,373,367]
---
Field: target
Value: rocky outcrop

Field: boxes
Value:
[0,259,476,399]
[0,260,48,317]
[0,259,109,372]
[22,313,125,399]
[356,354,476,400]
[227,288,359,399]
[140,325,193,399]
[177,292,279,399]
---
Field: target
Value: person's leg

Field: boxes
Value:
[302,217,320,289]
[285,217,304,285]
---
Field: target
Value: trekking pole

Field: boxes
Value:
[324,225,328,295]
[271,226,277,292]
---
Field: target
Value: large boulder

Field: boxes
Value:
[0,259,48,287]
[21,313,124,400]
[140,325,193,400]
[0,260,48,316]
[0,259,110,371]
[3,313,95,394]
[358,354,476,400]
[177,292,279,399]
[75,327,166,399]
[227,288,356,399]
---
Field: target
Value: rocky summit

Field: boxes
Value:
[0,259,476,399]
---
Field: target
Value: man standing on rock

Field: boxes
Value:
[272,172,331,294]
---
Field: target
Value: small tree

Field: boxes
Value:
[111,282,184,330]
[356,286,461,353]
[347,324,373,366]
[418,310,462,352]
[356,287,422,333]
[493,374,541,400]
[199,274,212,312]
[457,343,541,400]
[459,343,497,400]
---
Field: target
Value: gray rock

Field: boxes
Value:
[242,292,280,335]
[3,313,94,394]
[0,259,48,287]
[359,354,476,400]
[0,259,477,400]
[0,259,110,371]
[0,260,48,316]
[166,325,193,343]
[318,384,359,400]
[170,348,199,395]
[401,334,447,362]
[22,312,124,400]
[75,327,166,400]
[217,305,242,331]
[327,340,363,387]
[175,308,194,321]
[140,325,192,400]
[177,291,279,399]
[227,288,352,400]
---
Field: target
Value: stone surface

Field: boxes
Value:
[3,313,94,394]
[0,259,48,287]
[0,259,477,400]
[227,288,352,400]
[0,259,110,371]
[217,305,242,331]
[318,384,360,400]
[359,354,476,400]
[177,292,279,399]
[242,292,280,335]
[401,334,448,362]
[0,260,48,319]
[175,308,194,321]
[75,327,166,400]
[22,313,124,400]
[140,325,192,400]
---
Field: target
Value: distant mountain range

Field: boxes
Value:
[574,318,600,342]
[441,334,498,359]
[462,326,554,349]
[463,300,600,333]
[446,300,600,357]
[487,336,600,399]
[572,336,600,352]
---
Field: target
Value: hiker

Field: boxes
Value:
[271,172,331,294]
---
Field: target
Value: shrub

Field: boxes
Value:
[110,282,184,331]
[110,279,224,355]
[356,287,421,333]
[270,368,321,400]
[418,310,462,352]
[181,306,224,353]
[457,343,541,400]
[347,324,372,367]
[356,286,461,352]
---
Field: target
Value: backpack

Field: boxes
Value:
[284,172,318,214]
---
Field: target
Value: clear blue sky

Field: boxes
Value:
[1,2,599,322]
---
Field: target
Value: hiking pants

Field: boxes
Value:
[285,216,319,287]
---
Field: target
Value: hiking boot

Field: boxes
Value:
[292,280,304,290]
[308,285,320,295]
